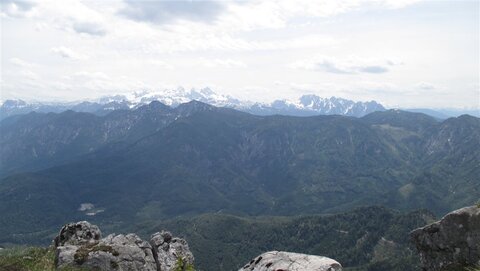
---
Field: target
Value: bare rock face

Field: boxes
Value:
[411,205,480,271]
[54,221,101,247]
[239,251,343,271]
[150,230,195,271]
[54,222,193,271]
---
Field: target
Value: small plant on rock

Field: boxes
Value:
[174,257,195,271]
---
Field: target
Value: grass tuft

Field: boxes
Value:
[0,246,89,271]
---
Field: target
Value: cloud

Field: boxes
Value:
[10,57,37,68]
[72,21,106,36]
[119,0,226,25]
[148,60,174,69]
[0,0,36,17]
[20,69,40,81]
[8,57,41,81]
[50,46,86,60]
[198,58,247,68]
[72,71,110,81]
[20,0,109,37]
[291,56,397,74]
[357,65,389,74]
[416,82,436,90]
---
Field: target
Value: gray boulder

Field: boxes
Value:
[150,230,195,271]
[239,251,343,271]
[54,221,101,247]
[54,222,193,271]
[411,205,480,270]
[56,233,157,271]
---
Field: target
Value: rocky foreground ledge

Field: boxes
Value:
[411,205,480,271]
[53,221,194,271]
[53,221,342,271]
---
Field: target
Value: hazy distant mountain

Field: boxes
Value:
[0,103,478,245]
[402,108,480,119]
[0,99,131,120]
[0,87,386,119]
[435,108,480,118]
[402,109,452,120]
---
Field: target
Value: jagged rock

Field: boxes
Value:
[54,222,193,271]
[239,251,342,271]
[150,230,195,271]
[411,205,480,270]
[54,221,101,247]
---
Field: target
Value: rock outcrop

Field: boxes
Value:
[54,221,101,247]
[411,205,480,270]
[54,221,194,271]
[239,251,343,271]
[150,230,194,271]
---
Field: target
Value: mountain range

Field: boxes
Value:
[0,88,387,120]
[0,100,478,248]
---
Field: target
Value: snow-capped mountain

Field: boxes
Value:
[97,87,244,108]
[95,87,385,117]
[248,95,385,117]
[0,87,386,120]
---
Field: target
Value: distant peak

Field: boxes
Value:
[2,99,27,107]
[175,100,215,116]
[137,100,171,112]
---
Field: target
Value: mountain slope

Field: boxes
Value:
[0,101,205,175]
[141,207,434,271]
[382,115,480,213]
[0,104,478,245]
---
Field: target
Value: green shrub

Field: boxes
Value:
[174,257,195,271]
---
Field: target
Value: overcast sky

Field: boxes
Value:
[1,0,479,109]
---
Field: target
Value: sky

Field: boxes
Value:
[0,0,479,109]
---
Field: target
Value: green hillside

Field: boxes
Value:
[0,105,478,247]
